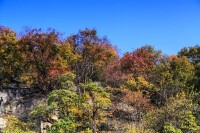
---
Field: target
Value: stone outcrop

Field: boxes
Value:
[0,118,7,129]
[0,85,46,131]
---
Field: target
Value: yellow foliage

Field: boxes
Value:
[84,93,91,100]
[69,107,83,116]
[2,116,35,133]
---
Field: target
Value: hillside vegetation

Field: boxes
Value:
[0,26,200,133]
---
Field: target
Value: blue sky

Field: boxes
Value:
[1,0,200,55]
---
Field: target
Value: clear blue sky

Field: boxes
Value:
[1,0,200,55]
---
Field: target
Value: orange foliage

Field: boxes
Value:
[121,48,158,78]
[123,90,154,113]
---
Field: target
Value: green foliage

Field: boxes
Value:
[47,89,79,118]
[144,93,200,132]
[164,124,182,133]
[152,56,195,100]
[30,89,80,132]
[81,82,111,112]
[2,116,35,133]
[81,82,111,132]
[56,72,76,91]
[178,45,200,91]
[29,72,79,122]
[30,80,111,132]
[50,118,76,133]
[192,92,200,125]
[29,103,54,121]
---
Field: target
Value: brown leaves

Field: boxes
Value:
[123,90,154,113]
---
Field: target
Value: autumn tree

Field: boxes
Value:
[150,55,195,107]
[81,82,111,133]
[67,29,118,84]
[19,28,74,91]
[0,26,23,86]
[121,45,161,79]
[178,45,200,92]
[178,45,200,127]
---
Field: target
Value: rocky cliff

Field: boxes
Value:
[0,85,46,131]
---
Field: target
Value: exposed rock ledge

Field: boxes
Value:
[0,86,46,131]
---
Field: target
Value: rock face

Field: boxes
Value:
[0,86,46,130]
[41,121,52,133]
[0,118,7,128]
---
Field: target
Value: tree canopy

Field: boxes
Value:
[0,26,199,133]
